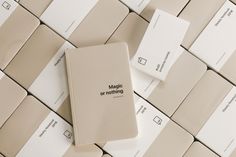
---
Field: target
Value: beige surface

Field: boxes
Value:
[101,120,193,157]
[66,43,137,145]
[0,96,50,157]
[102,154,111,157]
[230,149,236,157]
[20,0,128,48]
[148,51,206,116]
[19,0,52,17]
[220,50,236,85]
[69,0,129,47]
[180,0,225,49]
[0,74,26,128]
[0,5,39,70]
[5,25,64,89]
[144,120,193,157]
[108,12,207,116]
[5,25,72,123]
[108,12,148,58]
[184,142,219,157]
[141,0,189,21]
[172,70,233,135]
[0,96,103,157]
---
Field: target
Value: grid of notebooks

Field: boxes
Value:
[1,0,236,157]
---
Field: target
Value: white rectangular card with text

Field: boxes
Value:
[131,10,189,81]
[40,0,98,38]
[190,0,236,71]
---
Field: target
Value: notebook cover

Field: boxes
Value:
[0,96,103,157]
[0,4,39,69]
[65,42,137,146]
[184,142,219,157]
[0,71,26,128]
[144,120,193,157]
[172,70,233,135]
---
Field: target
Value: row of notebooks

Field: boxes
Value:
[1,0,236,86]
[2,68,234,157]
[0,69,221,157]
[0,26,232,157]
[1,0,236,156]
[0,0,128,69]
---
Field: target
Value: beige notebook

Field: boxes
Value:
[173,70,233,136]
[0,96,103,157]
[65,43,137,146]
[179,0,225,49]
[4,25,73,123]
[19,0,128,48]
[173,70,236,157]
[0,0,39,70]
[141,0,188,21]
[230,149,236,157]
[102,95,193,157]
[184,142,219,157]
[0,71,26,128]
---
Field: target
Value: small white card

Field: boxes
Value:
[131,9,189,81]
[16,112,73,157]
[103,97,169,157]
[0,0,18,27]
[197,87,236,157]
[28,42,75,111]
[130,65,160,99]
[120,0,151,14]
[190,0,236,71]
[40,0,98,39]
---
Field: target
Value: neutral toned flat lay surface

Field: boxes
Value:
[1,0,236,157]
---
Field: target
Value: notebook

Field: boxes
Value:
[65,42,137,146]
[0,96,103,157]
[184,142,219,157]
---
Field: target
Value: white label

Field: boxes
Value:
[121,0,151,14]
[131,9,189,81]
[40,0,98,39]
[28,42,75,111]
[190,0,236,71]
[0,0,18,27]
[197,87,236,157]
[16,112,73,157]
[104,97,169,157]
[0,70,4,80]
[130,65,160,99]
